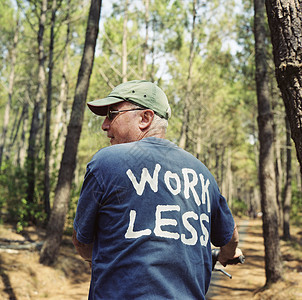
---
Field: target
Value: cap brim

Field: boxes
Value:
[87,97,124,116]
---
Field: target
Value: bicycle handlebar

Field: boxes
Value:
[211,249,245,278]
[224,255,245,265]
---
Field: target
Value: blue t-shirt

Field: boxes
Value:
[74,137,234,299]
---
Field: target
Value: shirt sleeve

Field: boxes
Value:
[73,167,104,244]
[210,195,234,247]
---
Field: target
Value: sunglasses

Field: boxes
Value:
[107,108,145,121]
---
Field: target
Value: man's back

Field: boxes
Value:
[74,137,234,299]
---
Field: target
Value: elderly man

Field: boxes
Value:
[73,80,242,299]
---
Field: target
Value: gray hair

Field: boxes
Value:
[149,113,168,134]
[129,102,168,135]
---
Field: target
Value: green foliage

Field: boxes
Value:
[66,182,82,232]
[231,198,248,217]
[14,198,46,232]
[291,181,302,225]
[0,0,16,57]
[0,161,27,212]
[0,160,46,231]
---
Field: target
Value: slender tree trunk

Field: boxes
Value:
[7,106,22,164]
[296,161,302,191]
[7,90,29,167]
[122,0,129,82]
[228,151,233,208]
[142,0,150,79]
[220,147,225,193]
[179,0,196,149]
[150,17,156,82]
[16,103,29,167]
[40,0,102,266]
[196,125,202,159]
[18,92,30,167]
[52,0,71,169]
[273,117,283,227]
[214,144,220,186]
[44,0,57,221]
[225,148,232,205]
[26,0,47,204]
[0,16,19,168]
[283,116,292,240]
[8,106,20,150]
[254,0,283,284]
[265,0,302,175]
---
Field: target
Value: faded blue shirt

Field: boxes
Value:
[74,137,234,299]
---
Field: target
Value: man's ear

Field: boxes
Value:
[139,110,154,130]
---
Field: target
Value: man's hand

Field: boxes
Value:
[72,229,93,264]
[218,223,243,267]
[218,247,243,266]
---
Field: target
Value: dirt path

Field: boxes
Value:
[0,218,301,299]
[207,218,266,299]
[0,226,91,300]
[207,218,253,298]
[207,218,302,300]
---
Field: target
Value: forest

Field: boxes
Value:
[0,0,302,294]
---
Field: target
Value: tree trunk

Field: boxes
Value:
[26,0,47,205]
[44,0,57,221]
[179,0,196,149]
[296,161,302,191]
[283,116,292,240]
[214,144,220,186]
[254,0,283,285]
[195,125,202,159]
[52,0,71,170]
[226,148,233,207]
[265,0,302,175]
[17,103,29,167]
[39,0,102,266]
[122,0,129,82]
[7,104,23,166]
[220,147,226,193]
[273,116,283,227]
[142,0,150,79]
[0,15,19,168]
[150,17,157,82]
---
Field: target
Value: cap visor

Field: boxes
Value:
[87,97,124,116]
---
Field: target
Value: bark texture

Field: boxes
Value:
[39,0,102,265]
[26,0,47,204]
[0,16,19,168]
[265,0,302,175]
[52,0,71,168]
[44,0,57,221]
[122,0,129,82]
[254,0,283,285]
[283,116,292,240]
[142,0,150,79]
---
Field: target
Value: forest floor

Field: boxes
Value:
[0,217,301,300]
[207,217,302,299]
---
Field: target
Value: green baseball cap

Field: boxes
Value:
[87,80,171,119]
